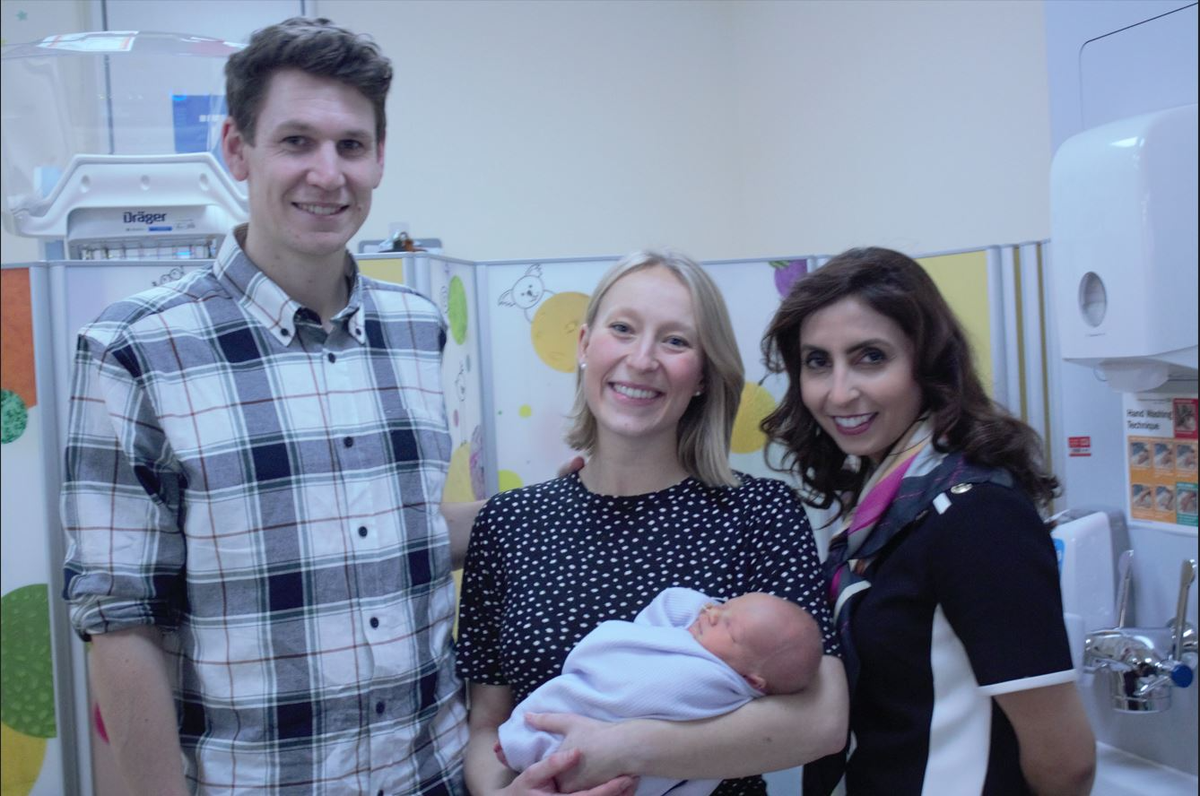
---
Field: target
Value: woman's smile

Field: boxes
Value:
[831,412,877,435]
[609,381,663,402]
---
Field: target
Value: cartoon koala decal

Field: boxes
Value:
[498,263,555,322]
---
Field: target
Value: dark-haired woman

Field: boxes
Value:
[761,247,1095,795]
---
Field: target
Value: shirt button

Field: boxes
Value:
[357,526,368,538]
[375,701,385,715]
[343,436,354,448]
[370,617,379,629]
[280,328,290,337]
[327,352,337,363]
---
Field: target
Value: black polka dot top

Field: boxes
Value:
[457,471,838,795]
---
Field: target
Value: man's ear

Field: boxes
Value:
[373,135,386,187]
[221,117,250,181]
[744,673,767,693]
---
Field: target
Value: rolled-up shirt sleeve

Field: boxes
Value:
[61,332,186,640]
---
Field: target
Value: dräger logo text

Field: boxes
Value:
[124,211,168,224]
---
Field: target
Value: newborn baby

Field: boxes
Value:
[496,586,823,796]
[685,590,822,694]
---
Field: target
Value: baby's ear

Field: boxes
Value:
[744,673,768,693]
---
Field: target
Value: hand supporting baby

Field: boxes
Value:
[494,713,638,796]
[499,743,637,796]
[521,713,635,794]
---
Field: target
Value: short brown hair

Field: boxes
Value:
[225,17,392,145]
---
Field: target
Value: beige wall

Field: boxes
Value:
[315,0,740,260]
[728,0,1051,257]
[2,0,1051,263]
[317,0,1050,260]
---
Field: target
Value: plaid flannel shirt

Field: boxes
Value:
[62,229,466,795]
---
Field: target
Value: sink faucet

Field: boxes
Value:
[1083,556,1197,712]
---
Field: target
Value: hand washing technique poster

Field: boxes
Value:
[1125,393,1200,528]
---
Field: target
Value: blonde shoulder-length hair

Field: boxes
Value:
[565,249,745,488]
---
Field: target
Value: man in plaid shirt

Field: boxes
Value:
[62,18,477,795]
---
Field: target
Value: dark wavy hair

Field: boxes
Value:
[761,247,1058,518]
[225,17,392,145]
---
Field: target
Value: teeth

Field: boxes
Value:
[612,384,658,400]
[834,414,872,429]
[296,203,342,216]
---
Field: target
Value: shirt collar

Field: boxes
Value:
[339,266,368,345]
[213,225,366,347]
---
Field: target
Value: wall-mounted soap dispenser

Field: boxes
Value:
[1049,103,1198,393]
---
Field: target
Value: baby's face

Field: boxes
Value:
[687,594,776,677]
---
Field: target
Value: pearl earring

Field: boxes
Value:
[578,361,587,370]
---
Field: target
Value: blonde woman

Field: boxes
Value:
[457,250,847,795]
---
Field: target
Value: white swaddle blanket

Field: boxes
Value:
[498,587,762,796]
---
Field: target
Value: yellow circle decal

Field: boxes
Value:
[442,443,475,503]
[497,470,524,492]
[1,722,47,796]
[531,292,590,373]
[731,383,777,454]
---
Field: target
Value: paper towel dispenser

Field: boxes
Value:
[1049,103,1198,392]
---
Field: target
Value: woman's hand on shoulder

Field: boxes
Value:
[556,457,586,478]
[523,713,630,792]
[501,748,636,796]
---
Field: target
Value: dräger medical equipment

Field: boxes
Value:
[1,31,248,260]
